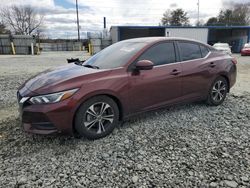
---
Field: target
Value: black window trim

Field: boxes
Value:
[176,40,211,62]
[128,40,178,71]
[199,44,210,58]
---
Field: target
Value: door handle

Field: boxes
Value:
[209,62,216,68]
[170,69,181,75]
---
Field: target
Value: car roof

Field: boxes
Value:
[122,37,207,44]
[121,37,214,50]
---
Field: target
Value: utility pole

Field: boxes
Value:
[103,17,106,29]
[197,0,200,26]
[76,0,80,41]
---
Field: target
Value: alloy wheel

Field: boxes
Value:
[84,102,114,134]
[211,80,226,102]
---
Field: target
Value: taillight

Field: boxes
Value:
[232,58,237,65]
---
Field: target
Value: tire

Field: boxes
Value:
[74,96,119,140]
[206,76,228,106]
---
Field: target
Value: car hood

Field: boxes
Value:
[21,63,107,94]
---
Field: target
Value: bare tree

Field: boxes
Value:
[206,2,250,26]
[0,5,43,35]
[0,22,10,34]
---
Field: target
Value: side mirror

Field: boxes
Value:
[135,60,154,70]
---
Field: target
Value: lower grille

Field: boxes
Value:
[22,112,50,123]
[31,122,56,130]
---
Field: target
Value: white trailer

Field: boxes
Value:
[165,28,209,43]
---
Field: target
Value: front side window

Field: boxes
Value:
[178,42,202,61]
[137,42,176,66]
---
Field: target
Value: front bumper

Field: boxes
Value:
[17,92,75,135]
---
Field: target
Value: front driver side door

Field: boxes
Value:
[128,41,182,114]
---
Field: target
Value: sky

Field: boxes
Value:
[0,0,249,39]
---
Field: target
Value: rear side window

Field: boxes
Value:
[200,45,210,57]
[178,42,202,61]
[138,42,176,66]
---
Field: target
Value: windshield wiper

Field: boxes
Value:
[74,61,83,65]
[83,64,99,69]
[67,58,99,69]
[67,58,85,65]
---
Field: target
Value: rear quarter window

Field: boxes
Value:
[178,42,202,61]
[200,45,210,57]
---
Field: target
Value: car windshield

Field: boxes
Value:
[244,43,250,48]
[213,43,229,48]
[83,41,147,69]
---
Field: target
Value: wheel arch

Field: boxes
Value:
[72,92,124,135]
[219,74,230,92]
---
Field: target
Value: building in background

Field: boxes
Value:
[110,26,250,53]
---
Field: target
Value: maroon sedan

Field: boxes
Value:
[17,37,237,139]
[241,43,250,56]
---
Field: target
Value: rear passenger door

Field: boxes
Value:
[177,41,213,100]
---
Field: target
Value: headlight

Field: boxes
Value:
[29,88,78,104]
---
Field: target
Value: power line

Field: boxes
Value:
[77,5,219,11]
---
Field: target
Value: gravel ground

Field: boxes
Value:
[0,51,87,109]
[0,52,249,187]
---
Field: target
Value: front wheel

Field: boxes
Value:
[206,76,228,106]
[74,96,119,139]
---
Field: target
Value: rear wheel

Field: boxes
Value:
[207,76,228,106]
[75,96,119,139]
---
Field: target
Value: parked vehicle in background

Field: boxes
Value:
[17,37,237,139]
[213,43,232,55]
[241,43,250,56]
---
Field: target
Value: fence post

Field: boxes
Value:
[37,44,40,55]
[88,43,92,55]
[11,42,16,55]
[31,43,34,55]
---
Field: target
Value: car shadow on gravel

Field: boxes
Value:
[122,93,249,128]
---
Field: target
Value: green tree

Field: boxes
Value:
[161,8,189,26]
[206,17,218,26]
[170,9,189,26]
[218,9,234,25]
[161,10,171,26]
